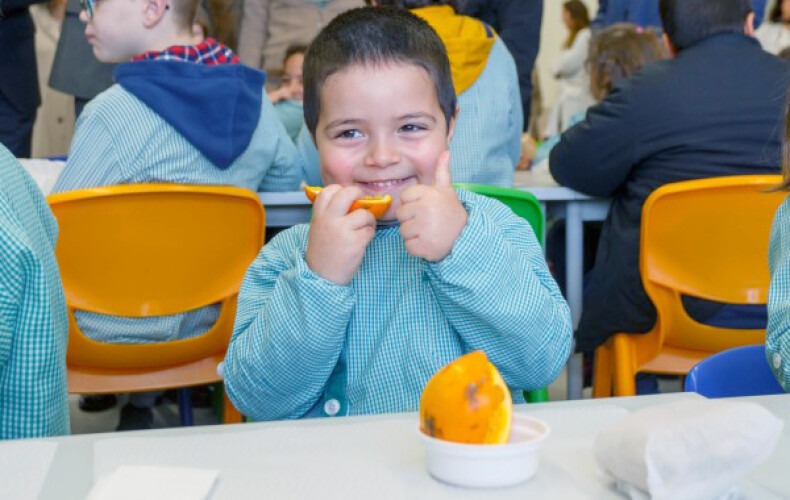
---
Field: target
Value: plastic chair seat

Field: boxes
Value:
[685,345,784,398]
[593,175,785,398]
[48,184,265,424]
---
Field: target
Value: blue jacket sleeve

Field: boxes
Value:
[223,230,356,420]
[767,197,790,391]
[424,194,573,390]
[549,82,637,197]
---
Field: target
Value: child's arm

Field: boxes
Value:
[223,234,355,420]
[224,187,376,420]
[767,198,790,391]
[425,197,573,390]
[396,154,572,390]
[256,95,304,192]
[52,110,125,193]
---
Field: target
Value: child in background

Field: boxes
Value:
[223,8,572,421]
[268,45,308,142]
[533,23,666,167]
[52,0,303,430]
[767,97,790,391]
[0,144,69,438]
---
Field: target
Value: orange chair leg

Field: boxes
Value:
[222,391,244,424]
[612,335,637,397]
[592,344,612,398]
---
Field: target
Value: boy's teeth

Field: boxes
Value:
[367,180,399,187]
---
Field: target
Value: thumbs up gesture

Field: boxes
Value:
[396,151,469,262]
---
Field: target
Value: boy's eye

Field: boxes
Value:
[337,129,363,139]
[400,123,427,133]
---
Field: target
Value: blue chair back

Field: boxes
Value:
[685,345,784,398]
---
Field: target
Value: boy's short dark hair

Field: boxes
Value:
[303,7,457,137]
[659,0,751,51]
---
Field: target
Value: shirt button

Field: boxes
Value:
[774,353,782,369]
[324,398,341,416]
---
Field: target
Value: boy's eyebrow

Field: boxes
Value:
[398,113,437,123]
[325,118,365,129]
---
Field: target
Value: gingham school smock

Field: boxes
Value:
[767,196,790,390]
[224,189,572,420]
[0,146,69,438]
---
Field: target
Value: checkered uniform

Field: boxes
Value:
[224,190,573,420]
[767,196,790,391]
[0,145,69,438]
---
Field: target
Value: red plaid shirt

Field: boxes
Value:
[132,38,239,65]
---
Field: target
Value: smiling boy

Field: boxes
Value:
[223,8,572,420]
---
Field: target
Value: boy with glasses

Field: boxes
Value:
[53,0,302,430]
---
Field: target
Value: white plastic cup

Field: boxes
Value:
[419,413,550,488]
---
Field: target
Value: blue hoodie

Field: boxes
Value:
[114,60,266,169]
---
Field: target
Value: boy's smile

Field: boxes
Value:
[315,62,455,221]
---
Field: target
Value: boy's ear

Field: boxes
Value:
[142,0,169,28]
[446,105,459,146]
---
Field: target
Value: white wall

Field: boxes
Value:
[536,0,599,120]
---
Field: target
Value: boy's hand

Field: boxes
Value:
[396,151,468,262]
[306,185,377,285]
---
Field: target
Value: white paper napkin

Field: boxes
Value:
[87,465,219,500]
[593,399,783,500]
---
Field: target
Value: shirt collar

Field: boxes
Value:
[131,38,239,65]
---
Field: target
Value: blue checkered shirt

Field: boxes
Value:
[0,146,69,438]
[224,189,572,420]
[767,195,790,391]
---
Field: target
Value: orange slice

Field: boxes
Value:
[304,186,392,220]
[420,351,513,444]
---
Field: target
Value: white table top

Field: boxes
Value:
[23,393,790,499]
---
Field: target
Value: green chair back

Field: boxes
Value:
[454,184,544,244]
[454,183,549,404]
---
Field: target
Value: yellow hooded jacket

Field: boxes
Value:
[412,5,496,96]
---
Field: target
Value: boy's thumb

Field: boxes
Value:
[433,151,452,188]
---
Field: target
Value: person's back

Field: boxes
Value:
[550,0,790,352]
[410,3,522,186]
[0,144,69,438]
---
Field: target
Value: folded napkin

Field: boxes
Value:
[593,399,783,500]
[87,465,219,500]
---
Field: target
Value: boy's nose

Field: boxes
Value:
[365,136,400,168]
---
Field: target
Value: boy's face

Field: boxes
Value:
[315,63,455,221]
[80,0,145,62]
[282,53,304,101]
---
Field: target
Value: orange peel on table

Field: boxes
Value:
[420,351,513,445]
[304,186,392,220]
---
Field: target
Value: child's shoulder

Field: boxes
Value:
[81,84,143,123]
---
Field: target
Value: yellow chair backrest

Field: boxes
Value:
[48,184,265,371]
[640,175,785,353]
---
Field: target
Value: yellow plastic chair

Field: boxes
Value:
[593,175,785,397]
[48,184,265,424]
